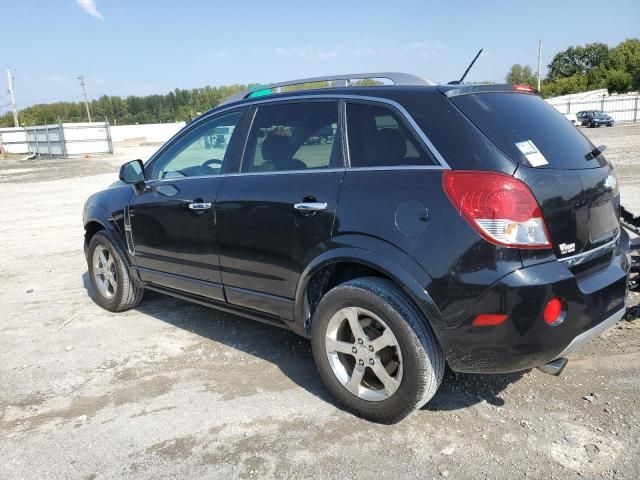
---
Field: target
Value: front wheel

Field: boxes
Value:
[87,231,143,312]
[311,277,444,423]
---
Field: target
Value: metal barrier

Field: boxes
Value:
[25,124,66,158]
[0,120,113,158]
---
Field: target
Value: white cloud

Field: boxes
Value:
[76,0,103,20]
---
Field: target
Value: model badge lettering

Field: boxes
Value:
[559,243,576,255]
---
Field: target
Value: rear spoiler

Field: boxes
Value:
[438,83,539,98]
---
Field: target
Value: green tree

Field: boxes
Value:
[605,69,633,93]
[540,75,589,98]
[505,64,537,86]
[547,43,610,80]
[609,38,640,89]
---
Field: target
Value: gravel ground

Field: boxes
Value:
[1,126,639,480]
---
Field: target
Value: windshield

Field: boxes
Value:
[450,93,606,169]
[594,111,607,117]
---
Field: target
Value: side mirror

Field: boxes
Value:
[119,159,145,184]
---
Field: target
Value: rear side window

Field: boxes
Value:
[241,101,340,172]
[346,102,436,168]
[451,93,601,169]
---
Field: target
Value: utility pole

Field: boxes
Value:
[537,39,542,92]
[78,74,92,122]
[6,68,19,127]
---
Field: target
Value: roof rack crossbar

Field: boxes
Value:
[221,72,434,105]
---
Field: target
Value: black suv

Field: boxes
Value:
[578,110,614,127]
[83,73,630,423]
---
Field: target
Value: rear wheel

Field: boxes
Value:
[87,231,143,312]
[311,277,444,423]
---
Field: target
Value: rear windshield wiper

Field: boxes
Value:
[585,145,607,160]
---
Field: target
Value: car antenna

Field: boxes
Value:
[448,49,483,85]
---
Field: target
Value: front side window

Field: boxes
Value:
[149,110,242,180]
[346,102,435,168]
[241,101,340,173]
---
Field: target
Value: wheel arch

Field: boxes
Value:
[83,205,133,271]
[293,247,445,338]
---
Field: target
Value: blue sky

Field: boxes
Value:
[2,0,639,109]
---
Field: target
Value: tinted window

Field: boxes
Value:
[149,111,242,180]
[346,102,435,168]
[451,93,601,169]
[242,102,340,172]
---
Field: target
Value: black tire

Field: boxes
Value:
[87,231,143,312]
[311,277,444,423]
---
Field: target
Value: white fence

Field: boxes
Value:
[0,121,112,157]
[547,91,640,124]
[0,121,185,157]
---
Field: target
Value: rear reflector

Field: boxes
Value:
[544,298,565,326]
[443,171,552,249]
[472,314,508,327]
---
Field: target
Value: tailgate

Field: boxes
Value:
[515,164,620,258]
[448,90,620,259]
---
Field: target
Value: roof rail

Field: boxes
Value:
[221,72,434,105]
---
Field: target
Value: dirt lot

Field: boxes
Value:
[1,126,639,480]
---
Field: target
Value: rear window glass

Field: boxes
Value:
[451,93,602,169]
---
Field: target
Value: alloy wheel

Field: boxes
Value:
[325,307,403,401]
[92,245,117,299]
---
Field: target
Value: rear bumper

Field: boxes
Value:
[552,306,625,359]
[440,237,630,374]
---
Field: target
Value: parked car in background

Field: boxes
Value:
[83,73,629,423]
[577,110,614,127]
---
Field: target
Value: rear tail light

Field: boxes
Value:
[443,171,551,249]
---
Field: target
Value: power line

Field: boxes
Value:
[78,74,92,122]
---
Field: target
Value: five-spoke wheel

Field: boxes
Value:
[87,231,143,312]
[325,307,402,401]
[312,277,444,423]
[92,244,118,299]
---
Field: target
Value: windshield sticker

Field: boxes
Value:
[515,140,548,167]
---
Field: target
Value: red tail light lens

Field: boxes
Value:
[443,171,551,249]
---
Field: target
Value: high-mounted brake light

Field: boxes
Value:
[443,171,552,249]
[513,84,536,93]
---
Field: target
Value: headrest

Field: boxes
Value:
[261,135,293,162]
[369,128,407,165]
